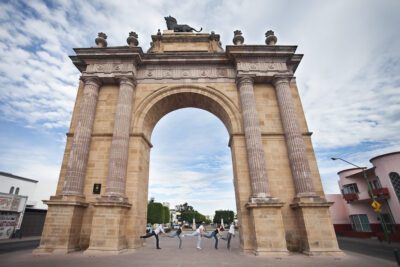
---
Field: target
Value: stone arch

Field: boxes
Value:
[132,84,242,141]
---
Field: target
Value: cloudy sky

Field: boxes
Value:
[0,0,399,214]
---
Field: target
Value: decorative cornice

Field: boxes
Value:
[66,132,153,147]
[228,132,313,147]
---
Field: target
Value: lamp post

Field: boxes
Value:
[331,157,389,242]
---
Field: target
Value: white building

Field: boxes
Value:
[0,171,38,208]
[0,171,39,239]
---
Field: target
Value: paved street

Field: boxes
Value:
[337,236,400,262]
[1,233,398,267]
[0,238,40,254]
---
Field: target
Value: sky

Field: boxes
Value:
[0,0,399,214]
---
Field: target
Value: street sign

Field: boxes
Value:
[371,200,381,212]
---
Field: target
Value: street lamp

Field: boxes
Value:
[331,157,389,242]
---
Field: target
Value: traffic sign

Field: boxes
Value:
[371,200,381,212]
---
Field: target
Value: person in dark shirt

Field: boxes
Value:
[167,224,183,248]
[203,224,224,249]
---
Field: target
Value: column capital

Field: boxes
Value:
[272,75,293,86]
[236,75,254,87]
[80,76,102,87]
[117,76,137,87]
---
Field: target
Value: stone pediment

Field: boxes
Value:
[148,30,224,53]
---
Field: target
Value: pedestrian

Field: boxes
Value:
[226,222,235,250]
[203,224,224,249]
[140,224,165,249]
[183,221,205,249]
[167,224,183,249]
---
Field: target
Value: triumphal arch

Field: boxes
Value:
[35,19,340,256]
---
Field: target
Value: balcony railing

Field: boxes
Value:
[370,188,390,199]
[343,193,359,202]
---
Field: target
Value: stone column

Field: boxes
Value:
[105,77,136,198]
[63,77,101,196]
[34,76,100,254]
[273,76,315,197]
[234,80,289,255]
[86,77,135,255]
[237,76,270,200]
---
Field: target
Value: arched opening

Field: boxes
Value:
[130,85,244,249]
[148,107,235,222]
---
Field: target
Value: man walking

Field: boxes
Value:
[140,224,165,249]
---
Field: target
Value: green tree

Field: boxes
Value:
[175,202,207,224]
[213,210,235,224]
[147,201,164,224]
[163,206,170,223]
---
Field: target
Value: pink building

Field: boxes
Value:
[326,151,400,241]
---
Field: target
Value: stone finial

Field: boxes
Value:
[127,31,139,47]
[95,32,108,48]
[209,31,219,41]
[233,30,244,45]
[265,30,277,45]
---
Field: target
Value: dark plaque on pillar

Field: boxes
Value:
[93,183,101,194]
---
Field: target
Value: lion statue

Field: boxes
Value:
[164,16,202,32]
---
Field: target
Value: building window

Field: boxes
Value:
[369,179,381,190]
[381,213,395,233]
[9,186,14,194]
[15,187,20,195]
[342,183,359,194]
[349,214,371,232]
[389,172,400,201]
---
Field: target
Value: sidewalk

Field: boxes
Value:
[0,236,41,244]
[337,236,400,249]
[1,234,398,267]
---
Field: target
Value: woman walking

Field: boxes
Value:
[167,224,183,249]
[183,222,205,249]
[203,224,224,249]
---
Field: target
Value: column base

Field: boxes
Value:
[246,199,289,256]
[33,195,88,254]
[85,197,131,254]
[290,196,343,256]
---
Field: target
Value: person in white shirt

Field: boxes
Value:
[140,224,165,249]
[183,222,205,249]
[226,222,235,249]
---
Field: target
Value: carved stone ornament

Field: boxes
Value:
[265,30,277,45]
[233,30,244,45]
[137,65,236,80]
[95,32,108,48]
[127,31,139,47]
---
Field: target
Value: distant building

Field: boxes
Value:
[0,171,38,208]
[326,151,400,241]
[0,172,46,239]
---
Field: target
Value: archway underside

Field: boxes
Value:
[133,85,242,141]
